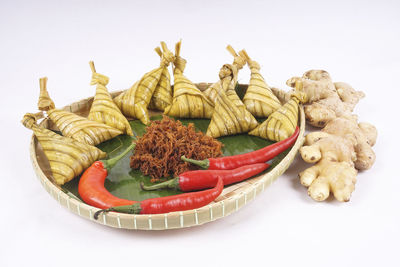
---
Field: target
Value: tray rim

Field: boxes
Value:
[29,85,305,230]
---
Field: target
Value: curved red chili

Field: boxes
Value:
[141,163,269,191]
[78,142,137,210]
[94,177,223,219]
[182,126,300,170]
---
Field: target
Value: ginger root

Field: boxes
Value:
[299,116,377,201]
[286,70,365,127]
[300,159,357,202]
[323,117,377,170]
[285,69,377,202]
[299,131,357,201]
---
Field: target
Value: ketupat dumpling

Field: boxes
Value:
[202,65,233,105]
[148,43,173,111]
[164,40,214,118]
[249,86,307,141]
[222,63,256,119]
[206,89,258,138]
[22,112,106,185]
[87,61,133,136]
[203,45,246,105]
[38,77,123,146]
[239,50,281,118]
[114,42,175,124]
[204,45,258,138]
[224,45,247,104]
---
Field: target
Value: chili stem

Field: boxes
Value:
[181,155,209,169]
[141,177,180,191]
[94,203,142,219]
[102,142,136,171]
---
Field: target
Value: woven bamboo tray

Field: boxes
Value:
[30,84,305,230]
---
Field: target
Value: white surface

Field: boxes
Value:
[1,0,399,266]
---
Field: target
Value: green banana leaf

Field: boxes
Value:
[62,115,291,202]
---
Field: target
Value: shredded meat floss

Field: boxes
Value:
[130,116,223,182]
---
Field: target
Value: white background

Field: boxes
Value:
[1,0,399,266]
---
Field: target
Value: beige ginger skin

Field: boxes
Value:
[299,131,357,202]
[286,70,365,128]
[323,117,377,171]
[299,116,377,202]
[281,69,378,202]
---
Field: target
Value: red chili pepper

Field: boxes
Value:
[141,163,269,191]
[94,177,223,219]
[182,126,300,170]
[78,142,224,219]
[78,142,137,210]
